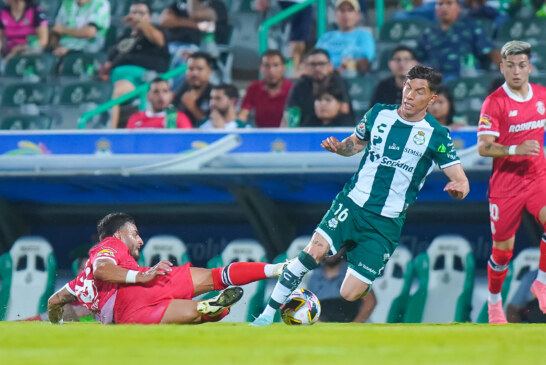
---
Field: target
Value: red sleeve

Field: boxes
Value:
[126,114,138,129]
[240,82,256,111]
[89,238,130,267]
[176,112,193,129]
[477,95,500,137]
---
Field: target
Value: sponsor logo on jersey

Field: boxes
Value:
[509,110,518,117]
[388,143,400,150]
[537,101,545,115]
[437,144,447,153]
[479,114,492,129]
[508,119,545,132]
[404,147,423,157]
[380,156,414,172]
[327,218,338,230]
[413,131,425,145]
[97,248,116,257]
[358,262,377,275]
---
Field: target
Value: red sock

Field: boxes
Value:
[539,236,546,272]
[488,246,513,294]
[211,262,268,290]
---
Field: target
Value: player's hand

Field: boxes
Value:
[444,180,469,200]
[321,136,341,153]
[516,140,541,156]
[139,260,173,283]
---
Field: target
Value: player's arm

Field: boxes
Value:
[442,163,469,200]
[48,286,77,324]
[321,133,368,157]
[93,258,173,284]
[478,135,541,157]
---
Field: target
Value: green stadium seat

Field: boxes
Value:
[1,114,53,130]
[403,235,475,323]
[445,76,495,114]
[60,52,105,79]
[149,0,172,14]
[38,0,61,23]
[58,81,113,105]
[347,74,379,120]
[138,235,190,268]
[3,53,56,79]
[496,18,546,45]
[1,82,54,107]
[206,239,267,322]
[476,247,540,323]
[378,19,433,47]
[0,236,57,321]
[368,245,413,323]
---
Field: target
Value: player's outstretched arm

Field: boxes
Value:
[321,133,367,157]
[478,135,541,157]
[47,287,77,324]
[93,258,173,284]
[442,163,469,200]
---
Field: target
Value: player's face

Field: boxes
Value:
[400,78,437,120]
[435,0,460,24]
[115,222,144,260]
[186,58,211,88]
[335,3,360,32]
[148,81,173,112]
[314,93,342,120]
[500,54,532,90]
[260,55,285,87]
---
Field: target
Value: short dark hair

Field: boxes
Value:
[131,0,151,12]
[212,83,239,100]
[313,81,344,101]
[261,49,285,64]
[435,86,455,125]
[97,213,135,241]
[188,51,214,69]
[406,65,442,93]
[391,45,416,60]
[305,48,331,61]
[149,77,170,90]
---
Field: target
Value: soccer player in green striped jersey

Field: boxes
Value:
[251,65,470,326]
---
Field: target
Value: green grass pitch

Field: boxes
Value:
[1,322,545,365]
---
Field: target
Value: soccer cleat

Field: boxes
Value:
[249,313,274,326]
[488,301,508,324]
[531,280,546,313]
[271,259,294,278]
[202,308,230,322]
[197,286,244,316]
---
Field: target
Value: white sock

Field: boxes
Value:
[263,263,277,278]
[488,292,502,304]
[262,304,277,317]
[536,270,546,284]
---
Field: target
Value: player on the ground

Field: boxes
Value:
[477,40,546,324]
[251,65,470,326]
[48,212,287,324]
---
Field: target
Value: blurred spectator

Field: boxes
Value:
[255,0,311,74]
[159,0,229,47]
[0,0,48,60]
[313,82,355,127]
[307,255,377,322]
[507,270,546,323]
[100,0,169,128]
[391,0,436,21]
[427,86,466,129]
[238,50,292,127]
[283,48,352,127]
[507,0,546,17]
[173,51,214,126]
[487,75,505,94]
[464,0,508,36]
[370,45,418,106]
[126,78,193,129]
[316,0,375,75]
[199,83,249,129]
[415,0,501,81]
[50,0,111,57]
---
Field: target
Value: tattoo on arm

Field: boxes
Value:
[339,139,354,156]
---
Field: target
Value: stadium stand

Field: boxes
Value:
[404,235,475,323]
[0,236,57,321]
[0,114,53,130]
[138,234,190,267]
[206,239,267,322]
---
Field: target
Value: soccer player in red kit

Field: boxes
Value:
[477,40,546,324]
[47,212,287,324]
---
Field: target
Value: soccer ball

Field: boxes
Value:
[280,288,321,325]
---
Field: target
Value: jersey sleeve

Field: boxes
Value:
[89,238,129,267]
[34,6,48,27]
[433,127,460,169]
[87,0,111,30]
[354,104,377,140]
[477,95,500,137]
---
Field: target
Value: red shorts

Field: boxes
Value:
[114,263,195,324]
[489,180,546,242]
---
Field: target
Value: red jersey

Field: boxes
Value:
[477,83,546,198]
[66,237,142,313]
[126,110,193,129]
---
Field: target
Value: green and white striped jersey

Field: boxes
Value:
[344,103,460,218]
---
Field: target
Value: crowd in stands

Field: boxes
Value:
[1,0,546,130]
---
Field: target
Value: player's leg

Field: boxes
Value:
[190,261,288,297]
[251,232,329,326]
[339,273,370,302]
[529,199,546,313]
[160,299,202,324]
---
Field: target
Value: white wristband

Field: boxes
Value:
[508,145,517,156]
[125,270,138,283]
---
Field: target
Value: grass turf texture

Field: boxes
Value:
[1,322,546,365]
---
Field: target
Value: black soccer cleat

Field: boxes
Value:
[197,287,244,316]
